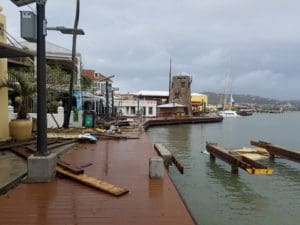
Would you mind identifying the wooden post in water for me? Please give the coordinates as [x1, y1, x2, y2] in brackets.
[231, 165, 239, 174]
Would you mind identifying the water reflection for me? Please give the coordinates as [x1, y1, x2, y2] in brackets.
[206, 161, 265, 207]
[269, 159, 300, 184]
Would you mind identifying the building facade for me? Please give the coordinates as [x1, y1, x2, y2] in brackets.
[0, 6, 9, 141]
[115, 99, 157, 117]
[191, 93, 208, 114]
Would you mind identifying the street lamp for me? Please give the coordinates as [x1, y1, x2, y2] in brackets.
[11, 0, 48, 156]
[47, 26, 85, 35]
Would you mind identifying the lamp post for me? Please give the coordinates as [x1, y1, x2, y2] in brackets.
[11, 0, 84, 154]
[11, 0, 48, 155]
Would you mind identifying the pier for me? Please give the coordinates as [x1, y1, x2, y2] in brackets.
[143, 114, 223, 130]
[154, 143, 184, 174]
[206, 143, 273, 174]
[251, 140, 300, 162]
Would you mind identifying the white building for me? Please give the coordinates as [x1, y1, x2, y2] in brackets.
[115, 99, 157, 117]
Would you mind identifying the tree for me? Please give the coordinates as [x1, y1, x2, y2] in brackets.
[81, 74, 93, 91]
[0, 69, 36, 119]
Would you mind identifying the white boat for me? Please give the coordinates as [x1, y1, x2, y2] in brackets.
[218, 110, 240, 118]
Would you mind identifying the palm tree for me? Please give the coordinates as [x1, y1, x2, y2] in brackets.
[0, 69, 36, 119]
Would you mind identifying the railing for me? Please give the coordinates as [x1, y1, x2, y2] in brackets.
[8, 106, 83, 128]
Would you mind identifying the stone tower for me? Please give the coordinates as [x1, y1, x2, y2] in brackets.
[169, 75, 192, 116]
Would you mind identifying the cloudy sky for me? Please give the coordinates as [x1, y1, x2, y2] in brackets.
[2, 0, 300, 100]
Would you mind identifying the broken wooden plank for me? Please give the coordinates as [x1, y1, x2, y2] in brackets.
[172, 155, 184, 174]
[10, 146, 32, 158]
[0, 140, 36, 151]
[56, 166, 129, 196]
[10, 146, 85, 175]
[56, 159, 84, 174]
[97, 133, 139, 140]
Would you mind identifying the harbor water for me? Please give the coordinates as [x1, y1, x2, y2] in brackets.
[147, 112, 300, 225]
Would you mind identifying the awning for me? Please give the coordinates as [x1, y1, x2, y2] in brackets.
[158, 103, 186, 108]
[0, 42, 35, 58]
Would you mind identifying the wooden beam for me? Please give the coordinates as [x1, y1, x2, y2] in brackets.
[206, 143, 272, 174]
[56, 166, 129, 196]
[251, 140, 300, 162]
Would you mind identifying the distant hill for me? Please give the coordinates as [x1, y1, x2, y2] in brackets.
[288, 100, 300, 109]
[202, 91, 290, 106]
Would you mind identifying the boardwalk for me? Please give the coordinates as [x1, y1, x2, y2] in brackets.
[0, 133, 196, 225]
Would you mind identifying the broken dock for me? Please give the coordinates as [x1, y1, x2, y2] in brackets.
[251, 140, 300, 162]
[206, 143, 273, 174]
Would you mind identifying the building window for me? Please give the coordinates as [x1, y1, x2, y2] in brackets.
[126, 106, 129, 114]
[143, 107, 146, 116]
[148, 107, 153, 115]
[181, 81, 185, 88]
[131, 106, 136, 114]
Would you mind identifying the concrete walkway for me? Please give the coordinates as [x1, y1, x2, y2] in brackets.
[0, 142, 77, 194]
[0, 150, 27, 194]
[0, 133, 196, 225]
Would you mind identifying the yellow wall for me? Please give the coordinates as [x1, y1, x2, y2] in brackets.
[191, 95, 208, 113]
[0, 6, 9, 141]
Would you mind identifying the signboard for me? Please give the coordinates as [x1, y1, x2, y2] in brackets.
[20, 11, 36, 42]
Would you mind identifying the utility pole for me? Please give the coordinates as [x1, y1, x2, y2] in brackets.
[168, 58, 172, 103]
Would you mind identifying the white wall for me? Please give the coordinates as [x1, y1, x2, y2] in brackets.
[8, 106, 83, 128]
[115, 99, 157, 117]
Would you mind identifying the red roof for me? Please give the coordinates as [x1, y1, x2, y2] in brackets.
[82, 69, 111, 82]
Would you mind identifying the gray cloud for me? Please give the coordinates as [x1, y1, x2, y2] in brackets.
[2, 0, 300, 100]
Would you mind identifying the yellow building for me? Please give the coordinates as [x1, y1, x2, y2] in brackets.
[191, 93, 208, 114]
[0, 5, 9, 141]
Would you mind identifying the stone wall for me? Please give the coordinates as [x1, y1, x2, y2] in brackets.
[169, 75, 192, 116]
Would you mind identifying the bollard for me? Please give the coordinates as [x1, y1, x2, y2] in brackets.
[149, 156, 164, 179]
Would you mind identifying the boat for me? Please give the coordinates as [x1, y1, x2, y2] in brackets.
[218, 93, 240, 117]
[237, 109, 253, 116]
[218, 109, 240, 117]
[218, 75, 239, 118]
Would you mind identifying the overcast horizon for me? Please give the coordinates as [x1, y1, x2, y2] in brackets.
[2, 0, 300, 101]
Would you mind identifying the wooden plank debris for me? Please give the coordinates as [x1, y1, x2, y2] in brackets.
[172, 156, 184, 174]
[251, 140, 300, 163]
[56, 159, 84, 174]
[56, 166, 129, 196]
[228, 147, 270, 160]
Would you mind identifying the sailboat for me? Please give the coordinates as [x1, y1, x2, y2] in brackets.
[218, 76, 239, 118]
[218, 95, 239, 117]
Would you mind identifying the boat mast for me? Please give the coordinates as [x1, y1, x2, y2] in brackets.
[168, 58, 172, 103]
